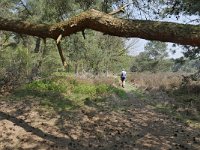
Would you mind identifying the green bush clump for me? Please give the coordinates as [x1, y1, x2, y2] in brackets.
[23, 77, 127, 100]
[96, 84, 109, 95]
[73, 84, 96, 96]
[26, 79, 67, 93]
[72, 82, 128, 98]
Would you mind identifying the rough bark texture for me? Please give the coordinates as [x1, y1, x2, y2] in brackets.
[0, 9, 200, 46]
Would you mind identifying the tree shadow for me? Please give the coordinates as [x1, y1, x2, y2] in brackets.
[142, 86, 200, 125]
[1, 86, 200, 149]
[13, 89, 79, 111]
[0, 111, 88, 149]
[65, 89, 200, 150]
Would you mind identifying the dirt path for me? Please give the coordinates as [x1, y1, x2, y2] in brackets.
[0, 83, 200, 150]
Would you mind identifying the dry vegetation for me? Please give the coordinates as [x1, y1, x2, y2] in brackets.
[129, 72, 200, 94]
[130, 72, 183, 91]
[129, 72, 200, 126]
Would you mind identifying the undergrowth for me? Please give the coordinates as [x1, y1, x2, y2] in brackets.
[12, 75, 128, 111]
[130, 72, 200, 128]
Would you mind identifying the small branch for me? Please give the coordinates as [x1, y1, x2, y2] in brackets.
[56, 34, 62, 44]
[186, 19, 200, 24]
[82, 30, 86, 39]
[108, 3, 129, 15]
[56, 42, 67, 68]
[20, 0, 32, 16]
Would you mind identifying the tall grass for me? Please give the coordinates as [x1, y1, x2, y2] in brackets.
[129, 72, 183, 90]
[129, 72, 200, 122]
[129, 72, 200, 98]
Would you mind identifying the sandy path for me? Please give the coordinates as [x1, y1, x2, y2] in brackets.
[0, 83, 200, 150]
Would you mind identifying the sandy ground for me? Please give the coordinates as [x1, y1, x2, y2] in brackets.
[0, 86, 200, 150]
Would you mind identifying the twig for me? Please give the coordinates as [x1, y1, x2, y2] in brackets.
[56, 34, 62, 44]
[108, 3, 130, 15]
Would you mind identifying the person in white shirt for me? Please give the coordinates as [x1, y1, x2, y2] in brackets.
[120, 69, 126, 88]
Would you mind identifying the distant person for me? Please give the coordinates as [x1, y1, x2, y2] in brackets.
[120, 69, 127, 88]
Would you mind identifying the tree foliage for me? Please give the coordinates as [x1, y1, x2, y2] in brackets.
[144, 41, 168, 61]
[0, 0, 200, 80]
[0, 0, 130, 78]
[132, 41, 172, 72]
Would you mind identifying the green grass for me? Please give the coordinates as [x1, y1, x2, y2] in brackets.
[12, 76, 130, 111]
[25, 79, 68, 93]
[109, 86, 128, 99]
[73, 84, 96, 96]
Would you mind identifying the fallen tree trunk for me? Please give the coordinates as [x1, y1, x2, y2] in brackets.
[0, 9, 200, 46]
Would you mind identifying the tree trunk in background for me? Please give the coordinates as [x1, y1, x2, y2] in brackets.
[34, 38, 41, 53]
[29, 37, 41, 80]
[106, 63, 109, 77]
[67, 64, 70, 73]
[75, 63, 79, 76]
[29, 39, 46, 80]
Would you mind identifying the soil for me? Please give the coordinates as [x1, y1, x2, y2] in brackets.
[0, 83, 200, 150]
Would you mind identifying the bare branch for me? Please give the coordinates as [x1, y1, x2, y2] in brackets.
[56, 42, 67, 68]
[20, 0, 32, 16]
[108, 3, 130, 15]
[56, 34, 62, 44]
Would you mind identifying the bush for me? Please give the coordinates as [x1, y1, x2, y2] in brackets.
[21, 75, 128, 101]
[26, 79, 67, 93]
[73, 84, 96, 96]
[96, 84, 109, 95]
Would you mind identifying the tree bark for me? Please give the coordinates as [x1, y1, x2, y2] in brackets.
[34, 38, 41, 53]
[0, 9, 200, 46]
[75, 63, 79, 76]
[29, 39, 46, 80]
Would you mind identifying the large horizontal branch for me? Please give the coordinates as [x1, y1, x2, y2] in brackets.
[0, 9, 200, 46]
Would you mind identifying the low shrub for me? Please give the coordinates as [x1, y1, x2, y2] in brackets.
[25, 79, 67, 93]
[15, 75, 129, 102]
[73, 84, 96, 96]
[96, 84, 109, 95]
